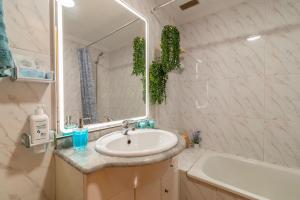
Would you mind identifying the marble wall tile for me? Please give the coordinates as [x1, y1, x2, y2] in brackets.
[106, 45, 145, 120]
[5, 0, 50, 55]
[0, 143, 54, 200]
[265, 28, 300, 76]
[229, 117, 264, 160]
[180, 0, 267, 49]
[264, 119, 300, 168]
[169, 0, 300, 168]
[230, 76, 265, 118]
[267, 0, 300, 30]
[265, 75, 300, 121]
[207, 79, 232, 115]
[1, 0, 54, 199]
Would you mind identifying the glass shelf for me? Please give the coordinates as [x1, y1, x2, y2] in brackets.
[21, 130, 55, 148]
[12, 67, 55, 84]
[13, 76, 54, 83]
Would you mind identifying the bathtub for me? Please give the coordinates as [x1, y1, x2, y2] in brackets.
[187, 152, 300, 200]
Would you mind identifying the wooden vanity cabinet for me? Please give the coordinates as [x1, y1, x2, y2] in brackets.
[55, 156, 179, 200]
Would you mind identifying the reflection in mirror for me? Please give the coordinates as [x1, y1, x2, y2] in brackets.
[59, 0, 148, 134]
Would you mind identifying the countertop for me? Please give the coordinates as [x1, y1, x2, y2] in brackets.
[177, 147, 206, 172]
[55, 133, 186, 174]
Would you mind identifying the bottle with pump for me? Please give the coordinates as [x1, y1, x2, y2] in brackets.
[30, 105, 49, 144]
[72, 118, 89, 150]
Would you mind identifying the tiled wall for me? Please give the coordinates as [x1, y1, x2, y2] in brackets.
[169, 0, 300, 169]
[0, 0, 55, 200]
[0, 0, 171, 199]
[105, 44, 145, 120]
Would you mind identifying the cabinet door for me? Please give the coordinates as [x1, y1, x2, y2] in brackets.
[161, 158, 179, 200]
[86, 160, 171, 200]
[55, 156, 84, 200]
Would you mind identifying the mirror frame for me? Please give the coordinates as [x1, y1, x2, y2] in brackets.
[55, 0, 149, 134]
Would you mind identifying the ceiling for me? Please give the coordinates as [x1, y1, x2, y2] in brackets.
[154, 0, 245, 25]
[63, 0, 145, 51]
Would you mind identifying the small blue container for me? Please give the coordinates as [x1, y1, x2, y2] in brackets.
[138, 120, 147, 129]
[148, 119, 155, 129]
[73, 128, 88, 150]
[72, 118, 88, 150]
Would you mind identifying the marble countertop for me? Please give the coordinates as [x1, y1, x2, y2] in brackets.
[55, 133, 186, 174]
[177, 148, 206, 172]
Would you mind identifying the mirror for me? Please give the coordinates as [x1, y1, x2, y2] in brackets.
[56, 0, 149, 135]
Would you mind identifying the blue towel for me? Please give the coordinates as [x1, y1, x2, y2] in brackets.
[0, 0, 14, 77]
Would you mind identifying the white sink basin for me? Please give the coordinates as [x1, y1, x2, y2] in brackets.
[95, 129, 178, 157]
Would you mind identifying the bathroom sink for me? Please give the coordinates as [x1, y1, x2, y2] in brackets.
[95, 129, 178, 157]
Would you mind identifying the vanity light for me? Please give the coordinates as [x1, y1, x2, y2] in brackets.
[58, 0, 75, 8]
[246, 35, 261, 42]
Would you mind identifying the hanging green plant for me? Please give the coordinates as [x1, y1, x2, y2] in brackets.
[150, 60, 168, 104]
[149, 25, 181, 104]
[132, 37, 146, 101]
[132, 37, 145, 76]
[132, 26, 181, 105]
[161, 25, 181, 72]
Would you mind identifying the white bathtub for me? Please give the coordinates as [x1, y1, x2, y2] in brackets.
[187, 152, 300, 200]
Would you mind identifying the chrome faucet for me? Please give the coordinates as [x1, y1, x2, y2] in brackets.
[122, 120, 135, 135]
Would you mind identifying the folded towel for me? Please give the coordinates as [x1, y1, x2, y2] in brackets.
[0, 0, 14, 77]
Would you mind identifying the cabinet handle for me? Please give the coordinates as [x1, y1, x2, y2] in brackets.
[165, 189, 169, 193]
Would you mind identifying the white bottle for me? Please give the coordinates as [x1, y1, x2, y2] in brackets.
[30, 105, 49, 144]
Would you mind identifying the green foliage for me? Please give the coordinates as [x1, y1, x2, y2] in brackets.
[131, 26, 181, 105]
[161, 25, 181, 72]
[132, 37, 146, 101]
[149, 60, 168, 104]
[150, 25, 181, 104]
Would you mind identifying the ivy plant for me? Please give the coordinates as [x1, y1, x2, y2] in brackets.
[132, 25, 181, 105]
[149, 60, 168, 104]
[161, 25, 181, 72]
[150, 25, 181, 104]
[132, 37, 146, 101]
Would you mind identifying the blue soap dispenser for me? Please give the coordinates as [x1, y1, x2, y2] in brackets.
[72, 118, 88, 151]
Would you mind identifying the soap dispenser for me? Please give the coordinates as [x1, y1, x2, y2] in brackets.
[72, 118, 89, 150]
[29, 105, 49, 144]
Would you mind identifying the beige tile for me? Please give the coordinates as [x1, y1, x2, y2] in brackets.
[230, 77, 265, 119]
[265, 75, 300, 121]
[264, 119, 300, 168]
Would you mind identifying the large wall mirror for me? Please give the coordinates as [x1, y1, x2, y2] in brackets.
[55, 0, 149, 135]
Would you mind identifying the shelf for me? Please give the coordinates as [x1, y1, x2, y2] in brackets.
[12, 67, 55, 84]
[21, 130, 55, 148]
[13, 76, 54, 83]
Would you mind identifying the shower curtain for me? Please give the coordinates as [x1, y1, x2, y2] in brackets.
[77, 48, 98, 124]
